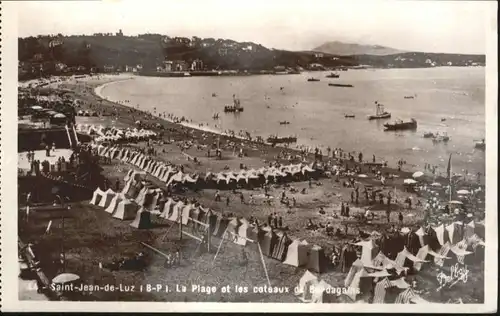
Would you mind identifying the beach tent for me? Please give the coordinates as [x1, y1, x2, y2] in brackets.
[344, 259, 364, 288]
[105, 193, 124, 215]
[98, 189, 116, 208]
[225, 218, 241, 242]
[307, 245, 329, 274]
[124, 169, 134, 182]
[434, 242, 452, 267]
[296, 270, 318, 301]
[168, 201, 184, 222]
[134, 186, 153, 206]
[271, 231, 292, 261]
[130, 208, 152, 229]
[235, 218, 251, 246]
[345, 267, 370, 301]
[355, 239, 379, 265]
[283, 239, 310, 267]
[415, 227, 428, 247]
[213, 215, 229, 238]
[450, 240, 473, 264]
[90, 188, 105, 205]
[432, 224, 447, 246]
[167, 171, 185, 186]
[144, 189, 161, 213]
[159, 198, 174, 219]
[465, 220, 476, 239]
[260, 230, 279, 257]
[181, 204, 195, 225]
[394, 287, 417, 304]
[373, 277, 393, 303]
[113, 200, 138, 220]
[445, 222, 461, 244]
[395, 247, 428, 269]
[248, 224, 265, 244]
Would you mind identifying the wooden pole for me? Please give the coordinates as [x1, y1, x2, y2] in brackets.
[257, 241, 272, 288]
[140, 242, 170, 259]
[212, 230, 227, 265]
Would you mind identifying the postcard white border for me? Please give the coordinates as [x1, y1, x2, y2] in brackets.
[1, 0, 497, 313]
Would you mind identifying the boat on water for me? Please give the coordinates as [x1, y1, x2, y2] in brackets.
[344, 114, 355, 118]
[423, 132, 435, 138]
[328, 83, 353, 88]
[326, 72, 340, 78]
[279, 121, 290, 125]
[383, 118, 417, 131]
[367, 102, 391, 120]
[433, 134, 450, 143]
[404, 96, 415, 99]
[307, 78, 320, 82]
[475, 139, 485, 150]
[224, 95, 244, 113]
[267, 135, 297, 144]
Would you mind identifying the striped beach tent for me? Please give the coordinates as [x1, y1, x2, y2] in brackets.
[394, 287, 417, 304]
[373, 277, 392, 303]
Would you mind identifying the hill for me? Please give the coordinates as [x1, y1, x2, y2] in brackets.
[313, 41, 405, 56]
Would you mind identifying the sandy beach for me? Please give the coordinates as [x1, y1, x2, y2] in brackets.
[17, 74, 485, 303]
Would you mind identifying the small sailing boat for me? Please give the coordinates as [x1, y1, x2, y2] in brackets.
[367, 101, 391, 120]
[307, 78, 320, 82]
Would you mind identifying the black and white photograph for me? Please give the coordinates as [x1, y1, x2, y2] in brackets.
[0, 0, 497, 313]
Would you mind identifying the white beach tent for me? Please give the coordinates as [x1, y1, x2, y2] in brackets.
[354, 239, 379, 265]
[181, 204, 194, 225]
[98, 189, 116, 208]
[235, 218, 250, 246]
[160, 198, 174, 219]
[105, 193, 125, 215]
[283, 239, 310, 267]
[113, 199, 138, 220]
[168, 201, 184, 222]
[310, 279, 334, 303]
[90, 188, 105, 205]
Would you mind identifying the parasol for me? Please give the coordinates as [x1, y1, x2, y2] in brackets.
[412, 171, 424, 178]
[52, 273, 80, 284]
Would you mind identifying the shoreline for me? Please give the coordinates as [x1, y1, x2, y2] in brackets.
[90, 76, 483, 186]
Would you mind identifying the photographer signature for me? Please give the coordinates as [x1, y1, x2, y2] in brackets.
[436, 263, 469, 290]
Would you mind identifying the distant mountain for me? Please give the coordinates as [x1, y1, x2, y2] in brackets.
[313, 41, 405, 56]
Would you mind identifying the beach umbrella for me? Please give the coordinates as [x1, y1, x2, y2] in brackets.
[412, 171, 424, 178]
[467, 213, 473, 218]
[358, 174, 368, 178]
[449, 200, 463, 205]
[457, 189, 470, 195]
[53, 113, 66, 118]
[52, 273, 80, 284]
[30, 105, 43, 110]
[431, 182, 442, 187]
[404, 179, 417, 185]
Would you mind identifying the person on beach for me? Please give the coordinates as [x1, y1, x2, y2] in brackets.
[240, 193, 245, 204]
[292, 197, 296, 207]
[373, 154, 376, 163]
[268, 213, 273, 226]
[115, 179, 120, 191]
[345, 203, 350, 217]
[215, 190, 221, 202]
[273, 214, 278, 228]
[351, 190, 355, 203]
[249, 194, 255, 205]
[278, 216, 283, 228]
[340, 202, 345, 217]
[398, 212, 403, 224]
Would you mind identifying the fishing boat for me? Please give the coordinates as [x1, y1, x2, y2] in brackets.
[383, 118, 417, 131]
[404, 96, 415, 99]
[367, 102, 391, 120]
[267, 135, 297, 144]
[224, 95, 244, 113]
[344, 114, 355, 118]
[279, 121, 290, 125]
[328, 83, 353, 88]
[326, 72, 340, 78]
[475, 139, 485, 150]
[307, 78, 320, 82]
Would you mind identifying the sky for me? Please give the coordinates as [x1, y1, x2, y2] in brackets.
[15, 0, 494, 54]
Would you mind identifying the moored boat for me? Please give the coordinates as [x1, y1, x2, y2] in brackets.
[279, 121, 290, 125]
[326, 72, 340, 78]
[383, 118, 417, 131]
[423, 132, 435, 138]
[328, 83, 353, 87]
[367, 102, 391, 120]
[307, 78, 320, 82]
[224, 95, 244, 113]
[344, 114, 355, 118]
